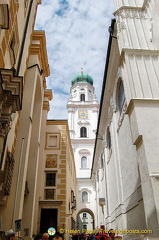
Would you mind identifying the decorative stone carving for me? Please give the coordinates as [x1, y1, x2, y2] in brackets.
[0, 122, 11, 137]
[127, 52, 159, 61]
[107, 100, 116, 126]
[0, 69, 23, 137]
[128, 54, 135, 60]
[136, 54, 142, 60]
[107, 148, 112, 164]
[117, 100, 127, 133]
[119, 8, 147, 20]
[117, 21, 126, 33]
[45, 189, 55, 200]
[0, 152, 15, 205]
[0, 69, 23, 107]
[46, 154, 57, 168]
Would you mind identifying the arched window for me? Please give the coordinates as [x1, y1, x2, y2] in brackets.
[80, 127, 87, 137]
[118, 80, 125, 113]
[80, 94, 85, 101]
[82, 191, 88, 202]
[81, 156, 87, 168]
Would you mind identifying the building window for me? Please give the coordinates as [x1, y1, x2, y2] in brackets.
[101, 153, 104, 168]
[80, 94, 85, 101]
[80, 127, 87, 137]
[81, 156, 87, 168]
[46, 173, 56, 186]
[45, 133, 60, 149]
[83, 225, 87, 230]
[83, 213, 87, 218]
[48, 136, 57, 147]
[118, 80, 125, 113]
[107, 128, 111, 149]
[82, 191, 88, 202]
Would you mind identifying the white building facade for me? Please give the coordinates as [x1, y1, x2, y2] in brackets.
[67, 71, 99, 231]
[92, 0, 159, 239]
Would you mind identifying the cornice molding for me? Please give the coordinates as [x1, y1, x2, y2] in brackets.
[114, 0, 150, 18]
[120, 49, 159, 64]
[67, 102, 99, 108]
[46, 120, 68, 126]
[71, 139, 95, 145]
[39, 200, 63, 206]
[44, 89, 53, 101]
[43, 101, 50, 111]
[30, 31, 50, 77]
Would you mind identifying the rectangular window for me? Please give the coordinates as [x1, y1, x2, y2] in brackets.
[48, 136, 57, 147]
[45, 133, 60, 149]
[83, 213, 87, 218]
[83, 225, 87, 230]
[46, 173, 56, 186]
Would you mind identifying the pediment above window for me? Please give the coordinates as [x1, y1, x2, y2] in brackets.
[79, 149, 90, 155]
[77, 120, 90, 125]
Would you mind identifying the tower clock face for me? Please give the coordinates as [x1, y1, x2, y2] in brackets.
[78, 110, 88, 119]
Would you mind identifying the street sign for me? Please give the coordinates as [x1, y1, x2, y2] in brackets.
[48, 227, 56, 236]
[15, 219, 21, 232]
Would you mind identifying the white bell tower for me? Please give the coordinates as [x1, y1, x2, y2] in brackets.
[67, 70, 99, 178]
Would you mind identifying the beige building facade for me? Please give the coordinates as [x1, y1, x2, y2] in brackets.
[36, 120, 76, 239]
[0, 2, 77, 239]
[0, 0, 54, 239]
[92, 0, 159, 239]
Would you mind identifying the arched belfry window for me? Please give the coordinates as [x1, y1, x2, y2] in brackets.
[82, 191, 88, 202]
[80, 94, 85, 101]
[118, 80, 125, 113]
[80, 127, 87, 137]
[81, 156, 87, 168]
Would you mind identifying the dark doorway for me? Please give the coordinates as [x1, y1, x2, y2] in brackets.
[40, 208, 58, 233]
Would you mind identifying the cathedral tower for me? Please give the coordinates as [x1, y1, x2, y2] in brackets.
[67, 70, 99, 178]
[67, 70, 99, 231]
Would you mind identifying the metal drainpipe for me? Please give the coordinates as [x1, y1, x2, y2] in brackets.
[16, 0, 34, 76]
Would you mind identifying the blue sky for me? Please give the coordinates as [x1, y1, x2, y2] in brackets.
[35, 0, 115, 119]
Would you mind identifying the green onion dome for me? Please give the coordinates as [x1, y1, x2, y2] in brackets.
[71, 72, 93, 86]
